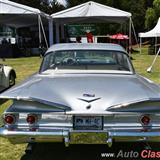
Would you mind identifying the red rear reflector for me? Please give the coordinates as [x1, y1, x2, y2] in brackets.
[141, 115, 150, 125]
[4, 114, 15, 124]
[26, 115, 37, 124]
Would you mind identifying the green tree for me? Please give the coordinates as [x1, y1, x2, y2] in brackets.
[129, 0, 146, 32]
[145, 0, 154, 7]
[145, 8, 156, 29]
[145, 0, 160, 29]
[49, 1, 65, 14]
[10, 0, 41, 8]
[67, 0, 114, 7]
[10, 0, 65, 14]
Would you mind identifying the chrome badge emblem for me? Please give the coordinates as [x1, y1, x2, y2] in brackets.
[83, 93, 95, 97]
[78, 94, 101, 103]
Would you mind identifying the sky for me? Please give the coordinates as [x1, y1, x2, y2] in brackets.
[58, 0, 67, 6]
[49, 0, 67, 6]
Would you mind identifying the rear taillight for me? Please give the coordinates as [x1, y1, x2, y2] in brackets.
[140, 115, 151, 125]
[26, 114, 37, 124]
[4, 114, 16, 124]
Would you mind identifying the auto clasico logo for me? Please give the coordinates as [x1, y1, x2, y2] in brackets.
[116, 150, 139, 158]
[141, 150, 160, 159]
[101, 149, 160, 159]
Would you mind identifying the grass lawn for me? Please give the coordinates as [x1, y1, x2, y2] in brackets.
[0, 49, 159, 160]
[132, 47, 160, 84]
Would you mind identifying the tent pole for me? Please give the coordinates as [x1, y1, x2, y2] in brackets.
[155, 37, 157, 54]
[56, 23, 60, 43]
[49, 18, 54, 46]
[129, 17, 132, 54]
[131, 19, 139, 49]
[38, 15, 42, 47]
[140, 37, 142, 54]
[61, 24, 65, 40]
[39, 15, 49, 48]
[147, 48, 160, 72]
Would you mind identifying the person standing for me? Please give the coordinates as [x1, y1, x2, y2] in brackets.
[76, 36, 82, 43]
[86, 30, 93, 43]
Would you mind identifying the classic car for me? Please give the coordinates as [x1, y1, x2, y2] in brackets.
[0, 64, 16, 92]
[0, 43, 160, 148]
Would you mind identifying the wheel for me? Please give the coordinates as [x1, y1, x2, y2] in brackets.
[9, 73, 15, 87]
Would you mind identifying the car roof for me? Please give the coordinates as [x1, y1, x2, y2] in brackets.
[46, 43, 127, 55]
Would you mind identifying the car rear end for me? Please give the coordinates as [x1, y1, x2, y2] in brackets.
[1, 101, 160, 147]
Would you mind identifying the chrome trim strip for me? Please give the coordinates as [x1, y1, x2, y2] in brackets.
[0, 128, 68, 137]
[108, 131, 160, 137]
[107, 98, 160, 111]
[0, 127, 160, 146]
[0, 97, 71, 111]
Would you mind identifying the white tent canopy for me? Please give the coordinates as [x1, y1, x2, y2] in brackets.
[52, 1, 131, 23]
[51, 1, 132, 44]
[139, 18, 160, 54]
[0, 0, 50, 27]
[0, 0, 47, 15]
[139, 18, 160, 38]
[0, 0, 53, 47]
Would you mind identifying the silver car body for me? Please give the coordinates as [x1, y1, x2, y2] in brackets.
[0, 43, 160, 147]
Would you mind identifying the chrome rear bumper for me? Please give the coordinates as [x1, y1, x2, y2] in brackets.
[0, 127, 160, 147]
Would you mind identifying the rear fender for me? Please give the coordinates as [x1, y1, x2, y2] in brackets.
[3, 66, 16, 87]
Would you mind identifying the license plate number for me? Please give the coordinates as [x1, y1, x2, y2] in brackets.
[74, 116, 103, 130]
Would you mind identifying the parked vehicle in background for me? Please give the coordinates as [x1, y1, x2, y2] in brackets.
[0, 43, 160, 148]
[0, 64, 16, 92]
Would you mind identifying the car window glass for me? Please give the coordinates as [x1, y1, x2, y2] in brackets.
[41, 50, 132, 72]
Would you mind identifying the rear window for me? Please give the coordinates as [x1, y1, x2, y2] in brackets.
[41, 50, 133, 72]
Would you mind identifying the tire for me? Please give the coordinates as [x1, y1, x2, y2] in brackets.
[9, 73, 15, 87]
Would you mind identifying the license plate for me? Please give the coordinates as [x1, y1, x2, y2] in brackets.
[70, 132, 107, 144]
[73, 116, 103, 130]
